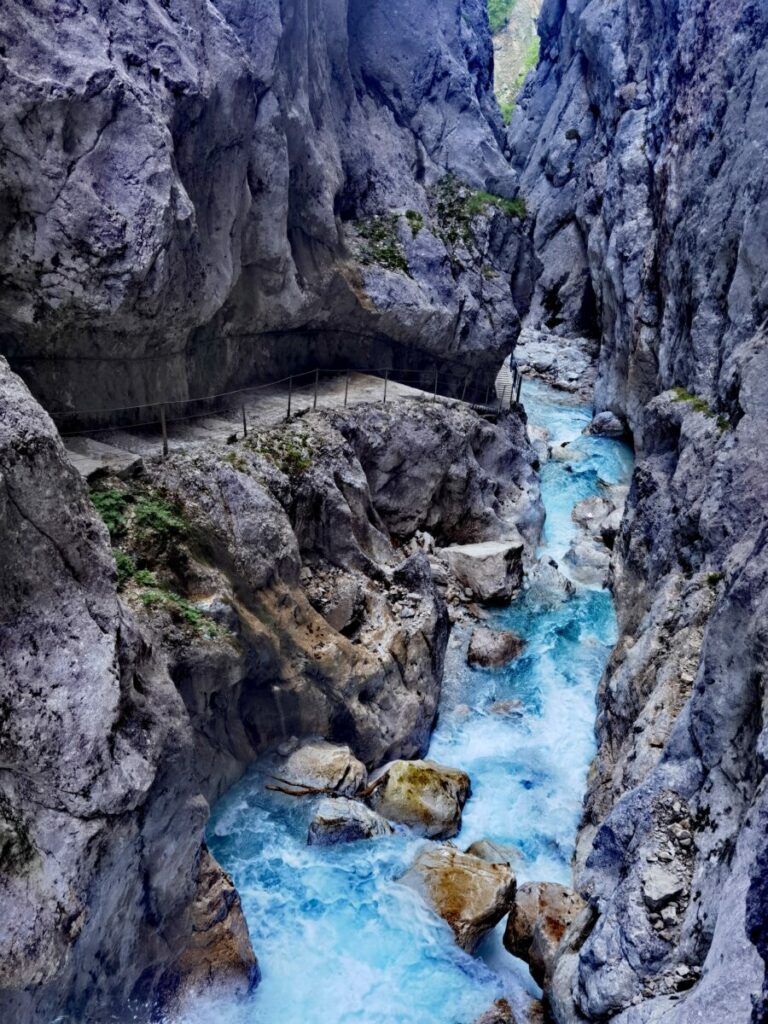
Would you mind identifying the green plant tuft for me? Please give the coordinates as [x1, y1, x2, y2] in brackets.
[91, 487, 130, 539]
[355, 215, 409, 274]
[405, 210, 424, 237]
[114, 549, 136, 587]
[133, 495, 187, 543]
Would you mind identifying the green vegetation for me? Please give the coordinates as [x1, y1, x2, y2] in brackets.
[431, 175, 526, 250]
[90, 480, 224, 641]
[671, 387, 732, 432]
[250, 427, 316, 477]
[512, 35, 540, 96]
[405, 210, 424, 237]
[90, 487, 130, 539]
[706, 572, 724, 587]
[223, 450, 250, 473]
[355, 215, 409, 274]
[133, 495, 186, 543]
[487, 0, 518, 34]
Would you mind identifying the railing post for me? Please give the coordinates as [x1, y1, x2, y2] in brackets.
[484, 383, 490, 407]
[433, 368, 438, 402]
[461, 377, 468, 403]
[287, 376, 293, 420]
[383, 369, 389, 405]
[313, 368, 319, 410]
[516, 375, 522, 403]
[344, 370, 350, 407]
[160, 404, 168, 459]
[242, 403, 247, 437]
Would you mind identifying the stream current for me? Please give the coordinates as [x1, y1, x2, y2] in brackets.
[182, 379, 634, 1024]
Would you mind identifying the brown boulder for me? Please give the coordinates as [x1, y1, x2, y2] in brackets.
[467, 627, 526, 668]
[162, 847, 259, 1010]
[503, 881, 586, 988]
[368, 759, 471, 839]
[399, 845, 516, 952]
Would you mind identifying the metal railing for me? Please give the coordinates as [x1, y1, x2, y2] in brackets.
[53, 359, 523, 457]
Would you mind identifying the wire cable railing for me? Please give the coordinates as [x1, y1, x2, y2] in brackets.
[53, 360, 524, 457]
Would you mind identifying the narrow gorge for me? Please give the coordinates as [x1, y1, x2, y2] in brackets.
[0, 2, 766, 1024]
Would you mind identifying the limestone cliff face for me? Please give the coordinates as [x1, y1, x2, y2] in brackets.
[0, 352, 541, 1021]
[0, 0, 527, 416]
[511, 1, 768, 1021]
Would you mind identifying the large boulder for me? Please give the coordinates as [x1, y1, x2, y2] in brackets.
[308, 798, 393, 846]
[400, 845, 516, 952]
[278, 741, 367, 797]
[584, 411, 626, 438]
[439, 541, 524, 602]
[503, 882, 586, 989]
[368, 760, 470, 839]
[467, 627, 525, 668]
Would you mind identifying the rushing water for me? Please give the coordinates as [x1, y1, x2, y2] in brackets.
[182, 380, 634, 1024]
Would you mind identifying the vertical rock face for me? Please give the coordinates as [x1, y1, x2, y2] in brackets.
[0, 0, 527, 416]
[511, 0, 768, 439]
[511, 2, 768, 1021]
[0, 357, 256, 1022]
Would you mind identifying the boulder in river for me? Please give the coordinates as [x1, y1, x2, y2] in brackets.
[438, 540, 524, 603]
[308, 797, 393, 846]
[278, 740, 367, 796]
[368, 759, 470, 839]
[400, 845, 516, 952]
[503, 881, 586, 988]
[584, 411, 626, 438]
[464, 838, 523, 867]
[467, 627, 525, 668]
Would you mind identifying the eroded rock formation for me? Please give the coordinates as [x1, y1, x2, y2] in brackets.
[0, 352, 540, 1020]
[0, 0, 529, 416]
[510, 1, 768, 1021]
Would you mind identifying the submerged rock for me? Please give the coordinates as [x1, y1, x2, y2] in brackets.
[467, 627, 525, 668]
[279, 741, 367, 797]
[400, 845, 516, 952]
[471, 998, 518, 1024]
[368, 760, 471, 839]
[308, 798, 393, 846]
[503, 882, 586, 989]
[439, 540, 524, 603]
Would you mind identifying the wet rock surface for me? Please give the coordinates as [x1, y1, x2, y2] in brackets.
[503, 881, 586, 989]
[399, 845, 516, 952]
[467, 627, 526, 668]
[368, 760, 471, 840]
[278, 742, 367, 798]
[307, 798, 393, 846]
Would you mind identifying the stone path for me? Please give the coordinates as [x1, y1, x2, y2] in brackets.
[62, 372, 480, 480]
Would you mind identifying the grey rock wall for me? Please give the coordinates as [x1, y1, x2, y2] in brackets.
[0, 0, 525, 417]
[509, 2, 768, 1021]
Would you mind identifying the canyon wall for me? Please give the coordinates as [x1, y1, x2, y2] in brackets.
[0, 351, 541, 1021]
[511, 1, 768, 1021]
[0, 0, 529, 418]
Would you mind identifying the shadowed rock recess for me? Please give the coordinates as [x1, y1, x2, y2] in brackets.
[0, 0, 531, 415]
[510, 1, 768, 1022]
